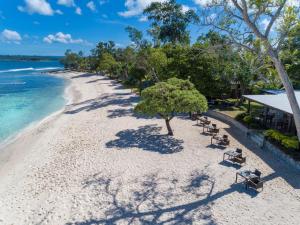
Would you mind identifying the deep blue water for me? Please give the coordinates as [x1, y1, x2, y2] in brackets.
[0, 60, 66, 144]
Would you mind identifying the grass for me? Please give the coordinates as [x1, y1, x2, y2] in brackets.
[211, 98, 264, 118]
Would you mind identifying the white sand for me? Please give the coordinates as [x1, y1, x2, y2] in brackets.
[0, 72, 299, 225]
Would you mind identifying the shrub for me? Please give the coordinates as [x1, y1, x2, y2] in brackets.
[282, 137, 299, 150]
[243, 115, 253, 125]
[264, 129, 299, 150]
[235, 112, 248, 121]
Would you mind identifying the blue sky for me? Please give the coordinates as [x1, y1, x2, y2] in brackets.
[0, 0, 205, 56]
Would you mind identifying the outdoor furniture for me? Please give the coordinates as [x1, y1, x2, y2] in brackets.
[197, 116, 211, 126]
[211, 134, 230, 145]
[230, 155, 246, 165]
[204, 124, 219, 135]
[235, 170, 264, 191]
[223, 149, 242, 160]
[235, 170, 259, 182]
[245, 177, 264, 191]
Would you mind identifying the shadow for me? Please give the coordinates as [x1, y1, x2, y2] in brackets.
[106, 125, 184, 154]
[86, 79, 103, 84]
[71, 73, 98, 79]
[207, 113, 300, 189]
[64, 94, 140, 115]
[106, 108, 150, 119]
[206, 144, 227, 150]
[66, 171, 258, 225]
[219, 160, 242, 170]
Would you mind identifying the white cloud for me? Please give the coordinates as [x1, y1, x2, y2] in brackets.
[75, 7, 82, 15]
[1, 29, 22, 44]
[139, 15, 148, 22]
[57, 0, 75, 7]
[18, 0, 57, 16]
[193, 0, 211, 7]
[43, 32, 85, 44]
[119, 0, 166, 17]
[87, 1, 97, 12]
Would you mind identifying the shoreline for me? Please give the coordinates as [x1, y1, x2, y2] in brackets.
[0, 71, 299, 225]
[0, 70, 72, 151]
[0, 70, 73, 162]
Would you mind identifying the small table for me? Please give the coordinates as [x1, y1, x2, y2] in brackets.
[203, 125, 215, 132]
[223, 150, 241, 160]
[235, 170, 258, 183]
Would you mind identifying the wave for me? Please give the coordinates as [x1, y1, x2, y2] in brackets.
[0, 67, 62, 73]
[0, 68, 34, 73]
[34, 67, 62, 71]
[0, 82, 26, 85]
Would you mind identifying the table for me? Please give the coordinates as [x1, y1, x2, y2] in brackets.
[203, 125, 215, 132]
[235, 170, 258, 183]
[223, 150, 242, 161]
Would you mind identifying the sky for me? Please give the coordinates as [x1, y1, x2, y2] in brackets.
[0, 0, 206, 56]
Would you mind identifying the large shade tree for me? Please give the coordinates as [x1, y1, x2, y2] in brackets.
[135, 78, 208, 136]
[144, 0, 199, 45]
[203, 0, 300, 140]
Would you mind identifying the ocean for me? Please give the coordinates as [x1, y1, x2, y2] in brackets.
[0, 59, 66, 144]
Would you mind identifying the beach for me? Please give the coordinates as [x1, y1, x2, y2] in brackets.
[0, 71, 300, 225]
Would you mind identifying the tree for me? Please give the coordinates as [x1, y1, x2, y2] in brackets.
[135, 78, 208, 136]
[97, 52, 119, 77]
[144, 0, 199, 45]
[125, 26, 149, 49]
[204, 0, 300, 140]
[60, 49, 81, 69]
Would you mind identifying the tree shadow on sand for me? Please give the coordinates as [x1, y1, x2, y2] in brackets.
[65, 169, 259, 225]
[66, 171, 218, 225]
[106, 108, 153, 120]
[106, 125, 184, 154]
[64, 93, 139, 115]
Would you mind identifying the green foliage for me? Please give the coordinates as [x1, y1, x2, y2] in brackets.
[144, 0, 198, 45]
[235, 112, 248, 121]
[97, 52, 119, 76]
[135, 78, 208, 119]
[242, 115, 253, 125]
[264, 129, 299, 150]
[60, 49, 81, 69]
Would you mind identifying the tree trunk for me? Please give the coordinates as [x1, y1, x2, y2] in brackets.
[269, 50, 300, 141]
[165, 119, 173, 136]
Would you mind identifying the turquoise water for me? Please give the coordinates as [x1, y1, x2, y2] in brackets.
[0, 60, 66, 143]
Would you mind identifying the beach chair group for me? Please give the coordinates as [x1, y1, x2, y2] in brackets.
[196, 115, 264, 192]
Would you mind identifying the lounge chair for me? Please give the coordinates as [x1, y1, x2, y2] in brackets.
[254, 169, 262, 178]
[245, 177, 264, 191]
[229, 155, 246, 165]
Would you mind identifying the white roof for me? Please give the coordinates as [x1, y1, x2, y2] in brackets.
[243, 92, 300, 115]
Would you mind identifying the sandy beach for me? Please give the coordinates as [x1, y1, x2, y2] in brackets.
[0, 71, 299, 225]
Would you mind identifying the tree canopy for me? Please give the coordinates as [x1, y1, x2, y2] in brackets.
[135, 78, 208, 135]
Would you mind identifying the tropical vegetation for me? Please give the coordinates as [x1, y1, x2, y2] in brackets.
[60, 0, 300, 140]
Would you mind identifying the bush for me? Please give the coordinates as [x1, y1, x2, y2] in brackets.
[264, 129, 299, 150]
[282, 137, 299, 150]
[235, 112, 248, 121]
[243, 115, 253, 125]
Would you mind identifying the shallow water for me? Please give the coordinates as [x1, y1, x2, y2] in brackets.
[0, 60, 66, 143]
